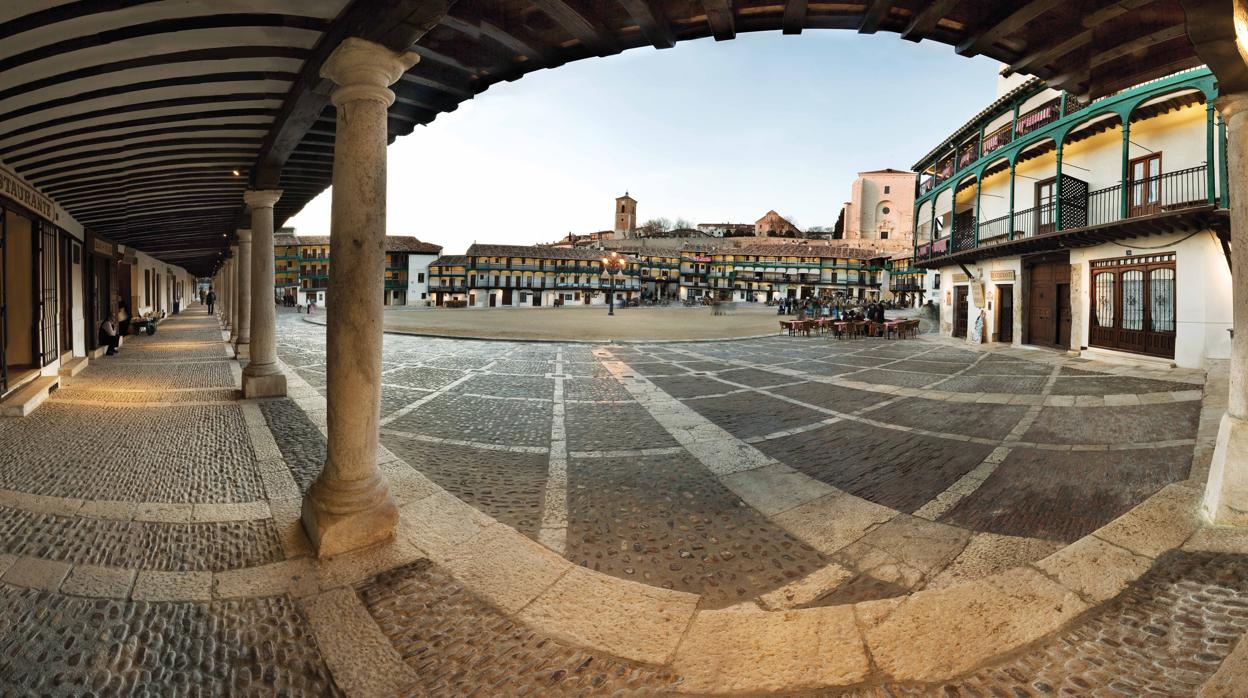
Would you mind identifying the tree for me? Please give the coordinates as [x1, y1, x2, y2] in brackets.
[782, 214, 800, 231]
[673, 217, 693, 230]
[638, 217, 671, 236]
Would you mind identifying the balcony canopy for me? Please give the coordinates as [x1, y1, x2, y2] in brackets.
[0, 0, 1221, 275]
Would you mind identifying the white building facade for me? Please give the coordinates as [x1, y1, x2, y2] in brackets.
[912, 68, 1231, 368]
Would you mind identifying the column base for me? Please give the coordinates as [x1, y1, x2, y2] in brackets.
[234, 341, 250, 361]
[300, 479, 398, 557]
[242, 370, 287, 398]
[1202, 411, 1248, 526]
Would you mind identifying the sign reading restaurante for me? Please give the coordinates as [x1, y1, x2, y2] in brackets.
[0, 164, 55, 221]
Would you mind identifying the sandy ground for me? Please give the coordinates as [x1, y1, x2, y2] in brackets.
[373, 303, 788, 341]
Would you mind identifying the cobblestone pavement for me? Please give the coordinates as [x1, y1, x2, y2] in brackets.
[0, 310, 342, 694]
[0, 306, 1243, 696]
[272, 311, 1209, 608]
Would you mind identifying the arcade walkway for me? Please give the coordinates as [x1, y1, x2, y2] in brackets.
[0, 307, 1245, 695]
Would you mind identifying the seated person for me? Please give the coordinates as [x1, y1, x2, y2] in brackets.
[98, 317, 120, 356]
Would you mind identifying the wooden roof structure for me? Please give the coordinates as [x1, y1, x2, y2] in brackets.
[0, 0, 1231, 275]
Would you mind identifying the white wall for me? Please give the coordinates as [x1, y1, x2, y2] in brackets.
[406, 253, 437, 305]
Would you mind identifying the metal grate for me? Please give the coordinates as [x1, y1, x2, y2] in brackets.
[39, 227, 58, 367]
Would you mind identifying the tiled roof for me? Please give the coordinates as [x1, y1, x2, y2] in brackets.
[430, 255, 469, 267]
[725, 244, 884, 259]
[273, 234, 441, 254]
[912, 77, 1045, 171]
[858, 168, 915, 176]
[384, 237, 443, 254]
[467, 243, 606, 261]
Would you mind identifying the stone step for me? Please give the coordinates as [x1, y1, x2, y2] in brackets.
[58, 357, 88, 377]
[0, 375, 59, 417]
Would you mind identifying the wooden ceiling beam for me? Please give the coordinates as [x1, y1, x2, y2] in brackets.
[530, 0, 619, 55]
[783, 0, 809, 35]
[252, 0, 457, 187]
[955, 0, 1065, 57]
[901, 0, 960, 42]
[856, 0, 892, 35]
[702, 0, 736, 41]
[617, 0, 675, 48]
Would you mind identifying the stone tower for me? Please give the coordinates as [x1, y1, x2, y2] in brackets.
[615, 192, 637, 238]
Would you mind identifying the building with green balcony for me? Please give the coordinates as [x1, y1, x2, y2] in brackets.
[708, 244, 888, 303]
[273, 234, 442, 308]
[911, 67, 1232, 368]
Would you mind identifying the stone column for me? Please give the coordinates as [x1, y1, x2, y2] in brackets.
[301, 38, 419, 556]
[1204, 92, 1248, 526]
[222, 258, 233, 330]
[229, 246, 241, 340]
[243, 190, 287, 398]
[235, 229, 253, 358]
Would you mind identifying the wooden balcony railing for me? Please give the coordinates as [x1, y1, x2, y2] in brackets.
[982, 122, 1013, 155]
[1014, 97, 1061, 137]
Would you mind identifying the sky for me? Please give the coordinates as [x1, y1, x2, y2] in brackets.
[285, 31, 1002, 255]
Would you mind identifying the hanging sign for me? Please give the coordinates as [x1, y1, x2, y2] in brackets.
[0, 164, 55, 221]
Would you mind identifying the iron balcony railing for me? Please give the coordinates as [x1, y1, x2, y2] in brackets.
[915, 165, 1212, 261]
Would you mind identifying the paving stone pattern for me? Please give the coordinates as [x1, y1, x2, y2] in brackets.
[358, 560, 682, 695]
[0, 587, 340, 696]
[942, 445, 1194, 542]
[566, 453, 827, 607]
[259, 397, 327, 493]
[0, 506, 284, 572]
[274, 313, 1207, 604]
[0, 401, 262, 503]
[386, 438, 549, 538]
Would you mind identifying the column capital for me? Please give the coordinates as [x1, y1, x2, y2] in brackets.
[236, 228, 253, 243]
[320, 37, 419, 107]
[1214, 92, 1248, 123]
[244, 189, 282, 209]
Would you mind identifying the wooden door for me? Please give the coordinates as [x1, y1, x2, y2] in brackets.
[953, 286, 969, 338]
[1028, 264, 1055, 346]
[1129, 153, 1162, 217]
[997, 284, 1013, 343]
[502, 288, 512, 305]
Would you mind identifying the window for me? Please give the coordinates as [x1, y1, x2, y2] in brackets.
[420, 293, 427, 299]
[881, 207, 890, 215]
[934, 273, 941, 290]
[880, 231, 889, 240]
[417, 272, 425, 282]
[1036, 178, 1056, 233]
[884, 186, 891, 194]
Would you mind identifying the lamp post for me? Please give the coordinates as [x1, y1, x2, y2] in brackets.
[602, 251, 627, 316]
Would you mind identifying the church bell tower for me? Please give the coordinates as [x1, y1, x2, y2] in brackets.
[614, 192, 637, 238]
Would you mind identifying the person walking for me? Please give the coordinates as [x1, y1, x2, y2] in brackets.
[206, 287, 216, 314]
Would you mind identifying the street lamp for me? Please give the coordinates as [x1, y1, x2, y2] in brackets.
[602, 251, 627, 316]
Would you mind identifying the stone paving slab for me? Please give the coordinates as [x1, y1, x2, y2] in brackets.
[357, 560, 682, 695]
